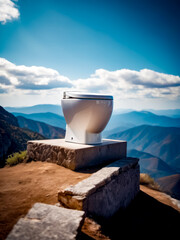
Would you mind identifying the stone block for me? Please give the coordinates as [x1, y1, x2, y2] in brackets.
[27, 139, 127, 170]
[58, 157, 140, 218]
[6, 203, 85, 240]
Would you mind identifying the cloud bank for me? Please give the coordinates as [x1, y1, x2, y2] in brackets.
[75, 68, 180, 99]
[0, 58, 180, 108]
[0, 0, 20, 24]
[0, 58, 72, 91]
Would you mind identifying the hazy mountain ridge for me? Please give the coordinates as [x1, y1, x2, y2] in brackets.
[5, 105, 180, 118]
[108, 125, 180, 172]
[106, 110, 180, 132]
[13, 112, 66, 129]
[128, 149, 176, 179]
[148, 109, 180, 118]
[17, 116, 65, 139]
[6, 105, 180, 131]
[5, 104, 63, 115]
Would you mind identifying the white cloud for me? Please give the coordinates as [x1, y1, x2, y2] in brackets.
[74, 68, 180, 99]
[0, 58, 72, 90]
[0, 0, 20, 24]
[0, 57, 180, 109]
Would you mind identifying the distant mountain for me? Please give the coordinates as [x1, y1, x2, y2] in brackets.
[106, 111, 180, 131]
[103, 123, 135, 137]
[148, 109, 180, 118]
[128, 149, 180, 200]
[5, 104, 63, 115]
[5, 105, 180, 118]
[17, 116, 65, 139]
[12, 112, 66, 129]
[0, 107, 44, 167]
[108, 125, 180, 172]
[128, 149, 176, 179]
[157, 174, 180, 200]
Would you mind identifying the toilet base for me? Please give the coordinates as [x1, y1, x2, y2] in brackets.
[65, 126, 102, 145]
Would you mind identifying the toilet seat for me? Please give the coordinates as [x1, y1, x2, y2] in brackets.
[63, 91, 113, 100]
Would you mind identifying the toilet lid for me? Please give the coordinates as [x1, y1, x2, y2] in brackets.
[63, 91, 113, 100]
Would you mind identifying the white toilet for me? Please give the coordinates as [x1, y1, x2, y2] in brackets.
[61, 91, 113, 144]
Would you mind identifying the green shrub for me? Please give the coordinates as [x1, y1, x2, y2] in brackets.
[140, 173, 160, 191]
[6, 151, 27, 166]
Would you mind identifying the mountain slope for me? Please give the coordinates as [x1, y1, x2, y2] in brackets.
[157, 174, 180, 200]
[5, 104, 63, 115]
[128, 149, 180, 199]
[0, 107, 44, 167]
[17, 116, 65, 139]
[128, 149, 176, 179]
[106, 111, 180, 131]
[0, 106, 19, 127]
[108, 125, 180, 172]
[12, 112, 66, 129]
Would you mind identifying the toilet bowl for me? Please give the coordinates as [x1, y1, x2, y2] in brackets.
[61, 91, 113, 144]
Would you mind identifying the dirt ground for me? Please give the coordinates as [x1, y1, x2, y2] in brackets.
[0, 162, 180, 240]
[0, 161, 91, 240]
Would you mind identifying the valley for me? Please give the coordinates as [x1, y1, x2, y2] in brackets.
[1, 104, 180, 200]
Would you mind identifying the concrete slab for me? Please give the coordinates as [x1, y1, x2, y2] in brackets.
[58, 157, 140, 218]
[27, 139, 127, 170]
[6, 203, 85, 240]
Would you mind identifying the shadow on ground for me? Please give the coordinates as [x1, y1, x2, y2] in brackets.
[80, 190, 180, 239]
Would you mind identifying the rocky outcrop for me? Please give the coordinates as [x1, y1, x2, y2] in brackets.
[6, 203, 85, 240]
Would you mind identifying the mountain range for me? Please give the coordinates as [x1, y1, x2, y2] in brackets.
[0, 107, 44, 167]
[108, 125, 180, 172]
[17, 116, 65, 139]
[2, 104, 180, 200]
[5, 105, 180, 118]
[105, 111, 180, 133]
[12, 112, 66, 129]
[148, 109, 180, 118]
[109, 125, 180, 199]
[128, 149, 180, 200]
[5, 104, 63, 115]
[0, 107, 65, 167]
[128, 149, 176, 179]
[6, 105, 180, 131]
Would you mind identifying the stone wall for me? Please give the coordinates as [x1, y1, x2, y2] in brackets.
[58, 157, 140, 218]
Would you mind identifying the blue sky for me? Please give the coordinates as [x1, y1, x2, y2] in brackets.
[0, 0, 180, 109]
